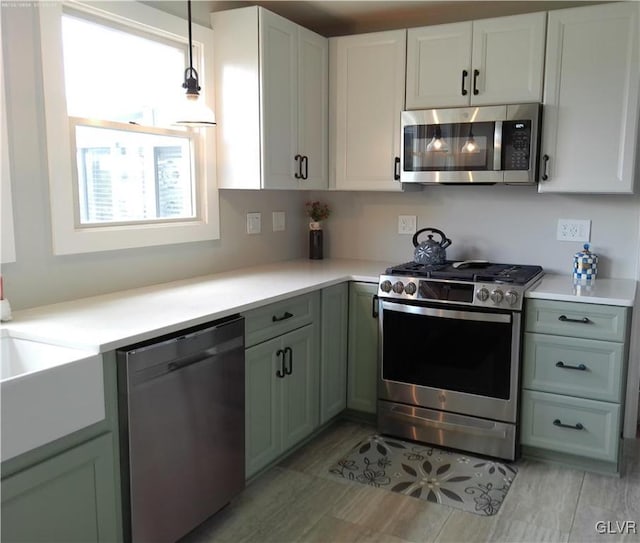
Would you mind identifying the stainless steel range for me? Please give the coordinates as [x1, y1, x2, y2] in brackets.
[377, 260, 544, 461]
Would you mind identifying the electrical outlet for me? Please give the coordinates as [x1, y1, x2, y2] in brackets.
[272, 211, 285, 232]
[247, 212, 261, 235]
[557, 219, 591, 242]
[398, 215, 417, 235]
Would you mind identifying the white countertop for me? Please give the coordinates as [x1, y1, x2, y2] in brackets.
[2, 259, 389, 353]
[2, 260, 636, 353]
[527, 274, 637, 307]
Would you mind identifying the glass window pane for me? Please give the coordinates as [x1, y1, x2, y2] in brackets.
[75, 125, 194, 225]
[62, 14, 186, 127]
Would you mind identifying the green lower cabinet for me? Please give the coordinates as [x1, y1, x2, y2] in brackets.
[1, 433, 118, 543]
[347, 282, 379, 414]
[521, 390, 621, 463]
[320, 283, 349, 424]
[245, 324, 320, 478]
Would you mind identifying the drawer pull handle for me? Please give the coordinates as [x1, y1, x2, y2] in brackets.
[284, 346, 293, 375]
[553, 419, 584, 431]
[272, 311, 293, 322]
[558, 315, 591, 324]
[555, 361, 587, 371]
[276, 349, 286, 378]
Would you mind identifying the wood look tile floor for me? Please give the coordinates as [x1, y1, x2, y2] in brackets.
[181, 421, 640, 543]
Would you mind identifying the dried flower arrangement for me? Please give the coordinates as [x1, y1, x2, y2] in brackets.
[305, 201, 330, 222]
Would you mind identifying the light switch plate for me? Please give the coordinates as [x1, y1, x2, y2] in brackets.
[247, 212, 261, 235]
[272, 211, 285, 232]
[398, 215, 417, 235]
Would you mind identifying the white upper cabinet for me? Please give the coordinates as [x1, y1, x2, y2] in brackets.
[211, 7, 328, 190]
[406, 12, 546, 109]
[330, 30, 407, 191]
[539, 2, 639, 194]
[406, 22, 472, 109]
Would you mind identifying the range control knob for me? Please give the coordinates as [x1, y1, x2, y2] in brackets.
[380, 280, 392, 293]
[505, 290, 519, 306]
[392, 281, 405, 294]
[490, 289, 504, 304]
[404, 282, 417, 295]
[476, 287, 490, 302]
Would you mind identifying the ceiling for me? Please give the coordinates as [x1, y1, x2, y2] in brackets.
[145, 1, 602, 37]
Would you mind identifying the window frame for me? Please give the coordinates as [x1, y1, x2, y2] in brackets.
[1, 6, 17, 264]
[69, 117, 198, 227]
[39, 1, 219, 255]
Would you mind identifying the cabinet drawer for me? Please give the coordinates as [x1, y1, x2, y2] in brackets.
[244, 292, 319, 347]
[525, 299, 628, 342]
[520, 390, 620, 462]
[523, 333, 625, 402]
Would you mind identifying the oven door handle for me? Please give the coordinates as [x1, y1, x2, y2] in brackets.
[381, 300, 512, 324]
[389, 405, 508, 439]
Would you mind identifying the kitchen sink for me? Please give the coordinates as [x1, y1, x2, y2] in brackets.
[0, 335, 105, 462]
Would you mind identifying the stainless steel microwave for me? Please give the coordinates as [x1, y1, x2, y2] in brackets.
[400, 103, 542, 185]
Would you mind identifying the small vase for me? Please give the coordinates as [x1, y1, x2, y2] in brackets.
[309, 222, 323, 260]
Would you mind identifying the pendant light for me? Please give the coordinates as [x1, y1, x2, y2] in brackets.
[426, 126, 449, 153]
[174, 0, 216, 127]
[461, 125, 477, 153]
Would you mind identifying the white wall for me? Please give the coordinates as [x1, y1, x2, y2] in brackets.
[311, 187, 640, 279]
[0, 5, 306, 310]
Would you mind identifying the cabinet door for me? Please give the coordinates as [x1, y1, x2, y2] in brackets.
[406, 22, 472, 109]
[245, 337, 282, 478]
[260, 9, 298, 189]
[298, 26, 328, 189]
[471, 12, 545, 105]
[347, 282, 379, 414]
[320, 283, 349, 424]
[539, 2, 639, 193]
[281, 325, 320, 451]
[521, 390, 620, 462]
[1, 433, 118, 543]
[330, 30, 406, 191]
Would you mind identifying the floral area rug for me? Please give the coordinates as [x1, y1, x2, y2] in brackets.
[328, 434, 517, 516]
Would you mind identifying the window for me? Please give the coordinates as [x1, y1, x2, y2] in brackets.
[39, 2, 219, 255]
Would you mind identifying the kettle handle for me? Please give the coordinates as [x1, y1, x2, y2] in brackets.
[412, 227, 452, 249]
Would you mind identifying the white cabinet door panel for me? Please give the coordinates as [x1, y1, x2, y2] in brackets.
[298, 27, 328, 189]
[406, 22, 472, 109]
[331, 30, 406, 191]
[260, 10, 298, 189]
[471, 12, 545, 105]
[539, 2, 639, 193]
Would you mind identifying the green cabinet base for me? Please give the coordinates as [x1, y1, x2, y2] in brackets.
[1, 433, 119, 542]
[521, 443, 622, 477]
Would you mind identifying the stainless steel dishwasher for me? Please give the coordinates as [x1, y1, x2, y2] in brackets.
[117, 315, 245, 543]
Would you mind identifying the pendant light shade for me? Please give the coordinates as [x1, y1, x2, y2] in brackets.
[426, 126, 449, 153]
[460, 125, 477, 153]
[174, 0, 216, 127]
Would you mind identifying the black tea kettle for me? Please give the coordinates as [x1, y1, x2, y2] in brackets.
[413, 227, 452, 265]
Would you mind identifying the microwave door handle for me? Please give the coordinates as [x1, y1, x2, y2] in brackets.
[493, 120, 503, 171]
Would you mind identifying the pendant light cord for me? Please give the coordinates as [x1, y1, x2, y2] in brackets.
[187, 0, 194, 72]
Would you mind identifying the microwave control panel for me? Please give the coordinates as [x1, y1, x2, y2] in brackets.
[502, 120, 531, 170]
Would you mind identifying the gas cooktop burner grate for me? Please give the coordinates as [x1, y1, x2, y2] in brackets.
[385, 261, 543, 286]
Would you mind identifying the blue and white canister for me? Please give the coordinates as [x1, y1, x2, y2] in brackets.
[573, 243, 598, 283]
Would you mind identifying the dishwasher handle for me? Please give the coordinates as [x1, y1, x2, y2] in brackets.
[128, 335, 244, 386]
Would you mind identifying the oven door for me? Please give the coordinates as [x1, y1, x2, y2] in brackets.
[379, 300, 521, 423]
